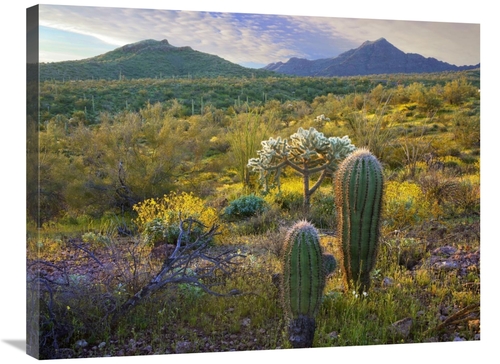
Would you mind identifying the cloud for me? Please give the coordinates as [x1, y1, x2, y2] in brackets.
[38, 4, 479, 67]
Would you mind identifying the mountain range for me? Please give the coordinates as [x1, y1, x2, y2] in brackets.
[263, 38, 479, 76]
[39, 38, 479, 81]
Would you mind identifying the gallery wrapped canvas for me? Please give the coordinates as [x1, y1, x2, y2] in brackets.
[26, 2, 480, 361]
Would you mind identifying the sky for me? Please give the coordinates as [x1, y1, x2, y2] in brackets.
[37, 3, 480, 68]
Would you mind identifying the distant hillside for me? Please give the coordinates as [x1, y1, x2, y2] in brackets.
[40, 39, 276, 81]
[263, 38, 480, 77]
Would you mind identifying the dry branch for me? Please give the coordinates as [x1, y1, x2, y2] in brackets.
[110, 217, 245, 328]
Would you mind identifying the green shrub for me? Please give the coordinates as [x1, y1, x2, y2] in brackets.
[223, 194, 268, 220]
[231, 205, 282, 236]
[271, 190, 303, 212]
[309, 191, 337, 229]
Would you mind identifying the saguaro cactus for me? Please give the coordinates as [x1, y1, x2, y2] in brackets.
[334, 148, 384, 295]
[281, 220, 325, 348]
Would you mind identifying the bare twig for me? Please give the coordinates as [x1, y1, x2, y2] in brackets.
[70, 242, 105, 268]
[110, 217, 245, 328]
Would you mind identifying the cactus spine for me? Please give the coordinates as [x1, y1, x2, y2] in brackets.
[281, 220, 325, 348]
[334, 148, 384, 294]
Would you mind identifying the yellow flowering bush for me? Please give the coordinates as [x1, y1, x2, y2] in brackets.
[263, 179, 304, 211]
[133, 191, 223, 245]
[383, 181, 433, 231]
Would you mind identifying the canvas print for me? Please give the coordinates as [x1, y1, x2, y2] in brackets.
[26, 4, 480, 360]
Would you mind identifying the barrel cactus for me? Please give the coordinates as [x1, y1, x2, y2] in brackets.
[281, 220, 325, 348]
[334, 148, 384, 295]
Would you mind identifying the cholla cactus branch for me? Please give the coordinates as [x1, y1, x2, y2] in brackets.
[248, 127, 355, 212]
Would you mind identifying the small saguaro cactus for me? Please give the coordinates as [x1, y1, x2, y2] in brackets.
[334, 148, 384, 295]
[281, 220, 325, 348]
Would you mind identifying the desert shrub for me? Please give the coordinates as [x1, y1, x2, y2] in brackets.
[309, 190, 337, 229]
[133, 191, 223, 245]
[81, 232, 112, 247]
[27, 253, 134, 359]
[264, 179, 304, 213]
[223, 194, 268, 220]
[385, 237, 427, 270]
[26, 237, 66, 260]
[418, 170, 461, 217]
[459, 153, 478, 165]
[207, 136, 230, 156]
[391, 161, 429, 182]
[382, 144, 408, 170]
[441, 155, 463, 171]
[383, 181, 433, 232]
[262, 178, 339, 228]
[231, 204, 283, 236]
[141, 217, 191, 246]
[251, 228, 289, 258]
[270, 189, 303, 212]
[443, 77, 478, 105]
[448, 175, 480, 216]
[343, 107, 395, 162]
[460, 159, 480, 175]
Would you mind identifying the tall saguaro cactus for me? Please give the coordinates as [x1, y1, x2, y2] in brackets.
[334, 148, 384, 295]
[281, 220, 325, 348]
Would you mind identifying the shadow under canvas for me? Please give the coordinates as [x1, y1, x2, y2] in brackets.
[3, 339, 26, 352]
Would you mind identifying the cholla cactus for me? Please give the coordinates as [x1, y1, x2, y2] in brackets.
[281, 220, 325, 348]
[248, 127, 355, 212]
